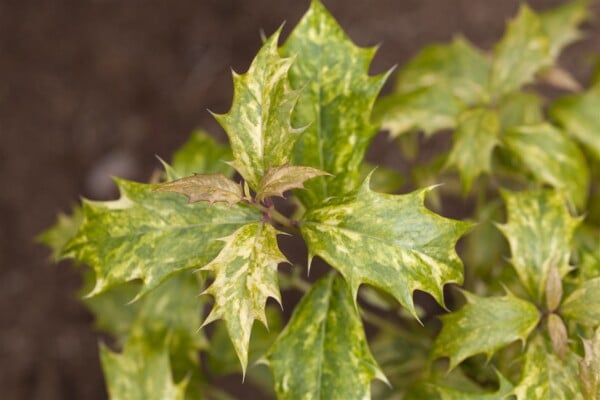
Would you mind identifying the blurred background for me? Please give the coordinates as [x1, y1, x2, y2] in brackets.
[1, 0, 598, 399]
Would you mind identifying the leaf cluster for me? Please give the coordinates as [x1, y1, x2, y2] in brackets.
[40, 0, 600, 399]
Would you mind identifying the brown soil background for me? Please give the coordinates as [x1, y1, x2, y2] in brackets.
[1, 0, 598, 399]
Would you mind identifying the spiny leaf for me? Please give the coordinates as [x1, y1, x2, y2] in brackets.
[393, 36, 491, 105]
[282, 0, 388, 207]
[497, 189, 581, 302]
[37, 206, 83, 261]
[155, 173, 243, 206]
[167, 130, 234, 180]
[300, 174, 471, 318]
[550, 83, 600, 160]
[579, 327, 600, 400]
[267, 274, 387, 399]
[502, 124, 589, 209]
[446, 107, 500, 193]
[490, 5, 550, 96]
[213, 30, 302, 189]
[256, 165, 329, 201]
[375, 86, 463, 138]
[432, 291, 540, 370]
[539, 0, 589, 61]
[436, 371, 514, 400]
[88, 272, 207, 400]
[100, 337, 187, 400]
[561, 277, 600, 327]
[62, 179, 261, 298]
[201, 222, 287, 374]
[511, 334, 584, 400]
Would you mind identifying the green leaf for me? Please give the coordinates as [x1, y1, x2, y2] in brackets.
[497, 190, 580, 302]
[539, 0, 589, 61]
[561, 277, 600, 327]
[256, 165, 329, 201]
[436, 372, 514, 400]
[394, 36, 491, 105]
[300, 174, 470, 318]
[100, 337, 187, 400]
[155, 173, 243, 205]
[432, 291, 540, 370]
[267, 274, 386, 399]
[502, 124, 589, 209]
[511, 335, 584, 400]
[201, 222, 286, 374]
[446, 108, 500, 193]
[490, 5, 550, 96]
[62, 179, 261, 297]
[375, 86, 462, 138]
[359, 163, 404, 194]
[213, 30, 302, 189]
[37, 206, 83, 261]
[579, 327, 600, 400]
[282, 0, 388, 207]
[168, 130, 234, 180]
[497, 91, 543, 132]
[550, 83, 600, 160]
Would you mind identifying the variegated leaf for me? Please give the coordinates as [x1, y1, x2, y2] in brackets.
[213, 30, 302, 189]
[375, 86, 462, 138]
[37, 206, 83, 261]
[201, 222, 287, 374]
[579, 327, 600, 400]
[256, 164, 329, 201]
[300, 174, 471, 318]
[497, 189, 580, 302]
[539, 0, 589, 61]
[393, 36, 491, 106]
[62, 179, 261, 298]
[282, 0, 388, 207]
[490, 5, 550, 96]
[155, 173, 242, 205]
[561, 277, 600, 327]
[432, 291, 540, 370]
[436, 372, 514, 400]
[166, 130, 234, 180]
[446, 107, 500, 193]
[512, 335, 584, 400]
[502, 124, 589, 209]
[84, 273, 207, 400]
[550, 83, 600, 160]
[100, 337, 187, 400]
[267, 274, 387, 399]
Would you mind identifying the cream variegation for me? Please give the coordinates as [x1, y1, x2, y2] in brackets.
[282, 0, 389, 207]
[213, 30, 303, 189]
[497, 190, 581, 302]
[512, 335, 584, 400]
[432, 291, 540, 370]
[503, 124, 589, 209]
[300, 174, 470, 318]
[62, 179, 261, 298]
[267, 274, 387, 399]
[201, 222, 287, 374]
[446, 108, 500, 193]
[561, 277, 600, 327]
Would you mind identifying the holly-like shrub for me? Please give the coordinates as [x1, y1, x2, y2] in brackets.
[42, 1, 600, 398]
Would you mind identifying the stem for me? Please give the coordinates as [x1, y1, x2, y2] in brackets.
[250, 202, 299, 232]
